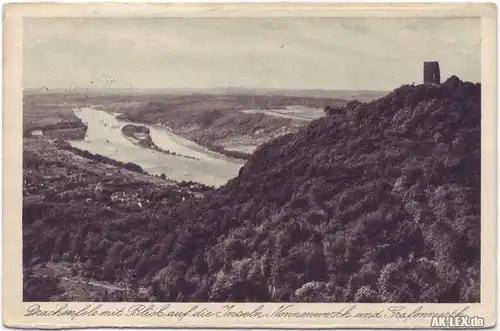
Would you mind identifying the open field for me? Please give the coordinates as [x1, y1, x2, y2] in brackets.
[23, 94, 88, 140]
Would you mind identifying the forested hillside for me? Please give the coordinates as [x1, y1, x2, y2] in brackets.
[23, 76, 481, 302]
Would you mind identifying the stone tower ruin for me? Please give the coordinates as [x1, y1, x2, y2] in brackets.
[423, 61, 440, 85]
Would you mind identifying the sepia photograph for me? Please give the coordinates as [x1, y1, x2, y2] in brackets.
[3, 2, 497, 329]
[22, 15, 483, 303]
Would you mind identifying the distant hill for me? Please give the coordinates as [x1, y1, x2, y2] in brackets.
[24, 87, 389, 102]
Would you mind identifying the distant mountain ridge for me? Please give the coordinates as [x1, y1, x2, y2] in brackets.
[24, 87, 389, 102]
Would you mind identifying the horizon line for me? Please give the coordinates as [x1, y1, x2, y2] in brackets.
[24, 86, 392, 93]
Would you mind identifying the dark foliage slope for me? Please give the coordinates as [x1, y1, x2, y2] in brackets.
[23, 77, 481, 302]
[161, 76, 480, 303]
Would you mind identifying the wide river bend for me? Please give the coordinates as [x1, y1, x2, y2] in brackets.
[70, 108, 245, 187]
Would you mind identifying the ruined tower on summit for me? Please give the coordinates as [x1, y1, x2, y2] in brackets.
[423, 61, 440, 85]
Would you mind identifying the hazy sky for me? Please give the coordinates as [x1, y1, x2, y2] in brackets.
[24, 17, 481, 91]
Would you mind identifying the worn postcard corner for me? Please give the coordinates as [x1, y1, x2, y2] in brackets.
[2, 2, 497, 329]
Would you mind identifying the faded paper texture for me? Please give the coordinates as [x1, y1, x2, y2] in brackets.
[3, 2, 497, 329]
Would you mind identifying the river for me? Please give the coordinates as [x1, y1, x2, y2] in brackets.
[69, 107, 245, 187]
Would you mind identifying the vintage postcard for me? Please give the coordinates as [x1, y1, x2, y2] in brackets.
[3, 2, 497, 329]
